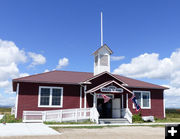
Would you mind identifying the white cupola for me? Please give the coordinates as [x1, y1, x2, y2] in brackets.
[93, 44, 113, 75]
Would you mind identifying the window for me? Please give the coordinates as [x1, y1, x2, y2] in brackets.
[38, 86, 63, 107]
[100, 55, 108, 66]
[133, 91, 151, 109]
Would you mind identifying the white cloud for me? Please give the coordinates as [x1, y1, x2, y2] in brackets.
[0, 80, 9, 88]
[44, 69, 49, 72]
[113, 50, 180, 79]
[113, 49, 180, 108]
[19, 73, 29, 77]
[0, 38, 28, 95]
[111, 56, 125, 61]
[28, 52, 46, 67]
[56, 57, 69, 69]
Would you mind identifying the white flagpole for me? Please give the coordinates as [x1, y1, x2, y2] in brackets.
[101, 12, 103, 46]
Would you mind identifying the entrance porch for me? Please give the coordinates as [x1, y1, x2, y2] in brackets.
[86, 80, 133, 123]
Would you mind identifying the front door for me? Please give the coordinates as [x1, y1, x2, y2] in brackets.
[112, 98, 121, 118]
[97, 99, 112, 118]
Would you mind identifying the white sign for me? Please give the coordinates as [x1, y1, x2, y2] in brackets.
[100, 86, 123, 93]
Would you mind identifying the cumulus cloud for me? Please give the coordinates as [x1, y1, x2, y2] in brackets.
[113, 49, 180, 108]
[111, 56, 125, 61]
[28, 52, 46, 67]
[56, 57, 69, 69]
[113, 50, 180, 79]
[0, 39, 28, 95]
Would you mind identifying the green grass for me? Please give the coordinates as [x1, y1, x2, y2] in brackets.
[0, 107, 11, 114]
[44, 120, 95, 125]
[0, 114, 22, 123]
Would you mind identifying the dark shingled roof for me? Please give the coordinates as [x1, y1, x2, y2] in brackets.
[13, 70, 168, 91]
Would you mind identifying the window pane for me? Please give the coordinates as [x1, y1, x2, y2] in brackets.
[134, 92, 141, 106]
[52, 88, 61, 105]
[100, 55, 108, 66]
[40, 88, 50, 105]
[143, 92, 150, 107]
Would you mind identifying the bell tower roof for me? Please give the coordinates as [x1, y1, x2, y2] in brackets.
[93, 44, 113, 56]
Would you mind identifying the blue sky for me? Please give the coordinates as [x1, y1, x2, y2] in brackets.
[0, 0, 180, 108]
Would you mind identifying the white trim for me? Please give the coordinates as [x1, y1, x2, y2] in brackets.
[93, 93, 96, 108]
[80, 86, 82, 109]
[163, 92, 166, 118]
[126, 93, 128, 108]
[122, 94, 124, 108]
[84, 71, 127, 85]
[84, 85, 87, 109]
[38, 86, 63, 108]
[132, 90, 151, 109]
[15, 83, 19, 118]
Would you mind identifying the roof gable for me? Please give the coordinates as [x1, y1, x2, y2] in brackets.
[93, 44, 113, 55]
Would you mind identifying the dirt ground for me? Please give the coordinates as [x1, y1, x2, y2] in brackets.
[0, 126, 165, 139]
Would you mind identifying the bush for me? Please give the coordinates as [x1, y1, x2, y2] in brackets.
[0, 114, 22, 123]
[132, 113, 143, 123]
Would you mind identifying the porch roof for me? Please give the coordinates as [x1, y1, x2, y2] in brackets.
[86, 80, 133, 94]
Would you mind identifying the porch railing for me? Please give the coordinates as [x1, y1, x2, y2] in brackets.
[122, 108, 132, 123]
[23, 107, 99, 123]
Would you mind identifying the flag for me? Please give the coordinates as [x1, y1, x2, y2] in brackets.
[131, 95, 141, 111]
[101, 94, 110, 103]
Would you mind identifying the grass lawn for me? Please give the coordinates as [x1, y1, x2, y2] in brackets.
[155, 109, 180, 123]
[44, 120, 95, 125]
[0, 107, 11, 115]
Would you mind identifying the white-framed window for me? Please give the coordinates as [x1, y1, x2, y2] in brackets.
[38, 86, 63, 108]
[133, 91, 151, 109]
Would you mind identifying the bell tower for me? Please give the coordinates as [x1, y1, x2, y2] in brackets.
[93, 44, 113, 75]
[93, 12, 113, 75]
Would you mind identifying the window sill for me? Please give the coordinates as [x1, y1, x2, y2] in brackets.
[38, 105, 63, 108]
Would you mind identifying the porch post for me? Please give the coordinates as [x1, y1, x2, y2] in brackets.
[84, 85, 87, 109]
[84, 85, 87, 117]
[126, 93, 128, 108]
[121, 94, 124, 109]
[93, 93, 96, 108]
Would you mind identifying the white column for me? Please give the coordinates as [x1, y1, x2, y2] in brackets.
[121, 94, 124, 109]
[80, 86, 82, 109]
[84, 85, 87, 117]
[15, 83, 19, 118]
[93, 93, 96, 108]
[126, 93, 128, 108]
[84, 85, 87, 109]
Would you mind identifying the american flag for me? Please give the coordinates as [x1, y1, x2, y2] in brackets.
[131, 95, 141, 111]
[101, 94, 110, 103]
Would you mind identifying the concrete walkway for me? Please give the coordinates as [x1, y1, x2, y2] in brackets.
[0, 123, 60, 137]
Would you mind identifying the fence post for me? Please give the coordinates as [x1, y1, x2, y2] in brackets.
[75, 109, 78, 122]
[60, 110, 62, 122]
[43, 111, 46, 122]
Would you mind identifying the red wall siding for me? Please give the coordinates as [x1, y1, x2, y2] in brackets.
[17, 82, 81, 119]
[128, 89, 164, 119]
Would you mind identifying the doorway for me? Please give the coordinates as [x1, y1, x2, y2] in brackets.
[97, 99, 112, 118]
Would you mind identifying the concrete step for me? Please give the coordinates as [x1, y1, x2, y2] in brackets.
[99, 118, 129, 124]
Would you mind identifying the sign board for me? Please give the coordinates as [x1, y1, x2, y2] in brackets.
[100, 86, 123, 93]
[96, 94, 114, 99]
